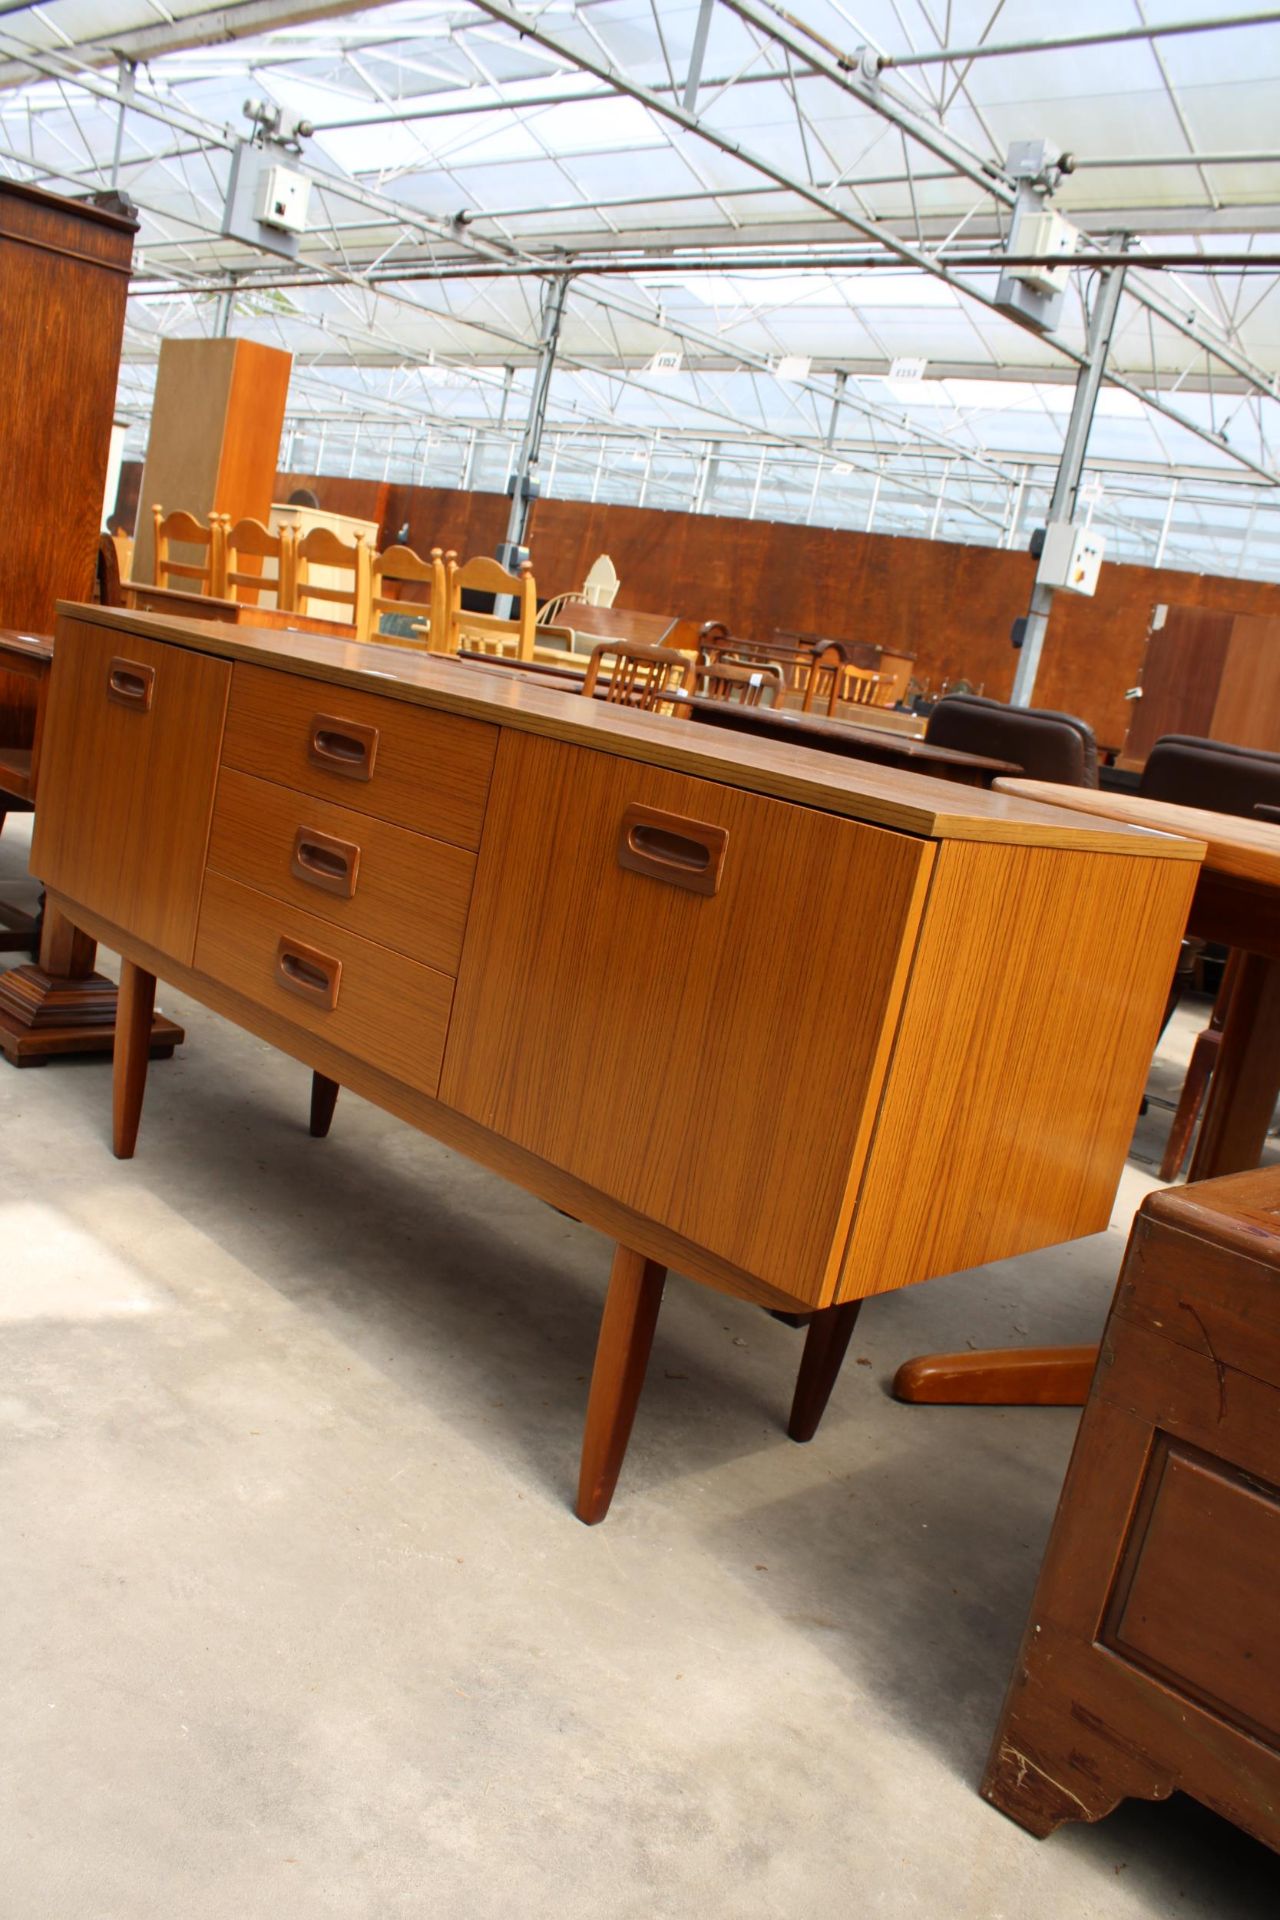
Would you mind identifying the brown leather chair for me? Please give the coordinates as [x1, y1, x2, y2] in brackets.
[1140, 734, 1280, 817]
[925, 693, 1099, 787]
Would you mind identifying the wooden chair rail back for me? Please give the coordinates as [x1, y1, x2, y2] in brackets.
[582, 640, 695, 714]
[294, 525, 372, 633]
[152, 506, 226, 597]
[369, 544, 449, 649]
[445, 552, 537, 661]
[222, 516, 296, 610]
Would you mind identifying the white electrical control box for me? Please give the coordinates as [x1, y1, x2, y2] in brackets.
[255, 164, 311, 234]
[1007, 203, 1077, 293]
[1037, 521, 1105, 596]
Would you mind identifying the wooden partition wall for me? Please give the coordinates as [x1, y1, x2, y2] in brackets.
[112, 461, 1280, 748]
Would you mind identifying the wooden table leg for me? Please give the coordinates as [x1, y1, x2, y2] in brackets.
[1188, 949, 1280, 1179]
[309, 1072, 340, 1138]
[0, 900, 183, 1066]
[576, 1246, 666, 1526]
[892, 1344, 1097, 1406]
[788, 1299, 862, 1440]
[113, 959, 155, 1159]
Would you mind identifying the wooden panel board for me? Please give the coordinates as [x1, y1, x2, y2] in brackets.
[440, 729, 935, 1302]
[839, 839, 1200, 1298]
[0, 181, 135, 743]
[1211, 613, 1280, 752]
[1123, 605, 1232, 763]
[29, 616, 230, 962]
[207, 766, 475, 974]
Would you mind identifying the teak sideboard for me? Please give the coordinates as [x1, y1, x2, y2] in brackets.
[32, 604, 1203, 1519]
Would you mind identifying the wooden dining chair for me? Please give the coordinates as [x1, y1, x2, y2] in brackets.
[695, 657, 785, 707]
[223, 517, 296, 612]
[581, 641, 694, 714]
[801, 643, 881, 716]
[369, 544, 450, 648]
[294, 525, 372, 632]
[152, 507, 226, 597]
[444, 552, 537, 659]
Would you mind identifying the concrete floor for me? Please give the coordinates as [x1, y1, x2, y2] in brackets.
[1, 813, 1275, 1919]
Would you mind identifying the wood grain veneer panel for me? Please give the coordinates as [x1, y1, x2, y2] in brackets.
[48, 891, 809, 1312]
[1123, 606, 1232, 764]
[195, 869, 453, 1097]
[0, 182, 134, 742]
[221, 661, 497, 849]
[207, 767, 474, 973]
[441, 730, 935, 1302]
[1211, 614, 1280, 752]
[30, 618, 230, 962]
[839, 841, 1200, 1299]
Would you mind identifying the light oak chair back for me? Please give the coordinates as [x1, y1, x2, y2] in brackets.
[369, 544, 450, 648]
[152, 507, 226, 597]
[294, 525, 371, 632]
[223, 516, 296, 611]
[582, 641, 694, 714]
[445, 552, 537, 659]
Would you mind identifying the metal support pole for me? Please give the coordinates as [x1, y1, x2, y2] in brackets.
[1010, 258, 1128, 707]
[1154, 479, 1180, 566]
[825, 370, 847, 449]
[500, 275, 570, 564]
[683, 0, 716, 112]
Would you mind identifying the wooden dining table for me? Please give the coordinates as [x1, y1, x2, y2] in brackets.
[895, 777, 1280, 1406]
[681, 692, 1016, 787]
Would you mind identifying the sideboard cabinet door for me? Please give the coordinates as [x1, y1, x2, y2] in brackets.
[32, 619, 231, 962]
[440, 731, 934, 1301]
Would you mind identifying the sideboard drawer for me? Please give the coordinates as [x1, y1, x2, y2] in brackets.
[31, 618, 230, 962]
[207, 768, 474, 975]
[222, 663, 497, 849]
[195, 868, 453, 1096]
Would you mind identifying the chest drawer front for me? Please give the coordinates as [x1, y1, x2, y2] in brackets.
[31, 619, 230, 962]
[222, 663, 497, 849]
[195, 868, 453, 1097]
[207, 768, 474, 974]
[441, 732, 933, 1301]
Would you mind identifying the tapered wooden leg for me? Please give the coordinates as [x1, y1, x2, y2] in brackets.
[309, 1072, 340, 1138]
[575, 1246, 666, 1525]
[1189, 949, 1280, 1180]
[112, 960, 156, 1159]
[891, 1344, 1097, 1406]
[787, 1299, 862, 1441]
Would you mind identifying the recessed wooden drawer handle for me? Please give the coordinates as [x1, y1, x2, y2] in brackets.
[616, 803, 728, 897]
[307, 714, 379, 781]
[106, 658, 155, 712]
[274, 937, 342, 1011]
[290, 825, 361, 899]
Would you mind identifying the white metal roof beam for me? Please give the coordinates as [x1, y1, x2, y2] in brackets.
[0, 0, 412, 88]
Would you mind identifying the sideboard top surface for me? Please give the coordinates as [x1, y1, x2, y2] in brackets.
[57, 602, 1203, 858]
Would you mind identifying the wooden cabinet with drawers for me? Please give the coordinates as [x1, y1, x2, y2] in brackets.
[30, 602, 1204, 1520]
